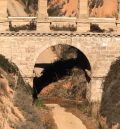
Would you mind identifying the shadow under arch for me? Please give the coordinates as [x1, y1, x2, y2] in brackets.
[100, 57, 120, 129]
[33, 44, 92, 102]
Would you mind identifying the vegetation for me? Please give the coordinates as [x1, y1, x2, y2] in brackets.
[0, 54, 29, 88]
[50, 24, 77, 31]
[90, 24, 105, 33]
[9, 21, 36, 32]
[99, 57, 120, 129]
[35, 98, 45, 108]
[0, 54, 18, 74]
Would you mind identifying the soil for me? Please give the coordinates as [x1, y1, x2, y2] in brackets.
[46, 104, 87, 129]
[64, 106, 99, 129]
[43, 98, 99, 129]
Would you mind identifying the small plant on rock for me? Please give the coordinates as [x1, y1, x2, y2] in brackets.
[35, 98, 45, 108]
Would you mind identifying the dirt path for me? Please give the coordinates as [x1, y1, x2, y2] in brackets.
[46, 104, 87, 129]
[8, 0, 28, 17]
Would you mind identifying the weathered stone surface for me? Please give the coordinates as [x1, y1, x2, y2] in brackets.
[0, 0, 7, 20]
[78, 0, 88, 19]
[0, 34, 120, 102]
[38, 0, 48, 20]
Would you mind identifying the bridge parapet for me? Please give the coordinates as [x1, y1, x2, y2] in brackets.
[37, 18, 118, 33]
[1, 17, 119, 33]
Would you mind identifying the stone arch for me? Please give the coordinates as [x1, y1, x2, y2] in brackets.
[34, 43, 92, 75]
[33, 43, 92, 102]
[33, 42, 93, 74]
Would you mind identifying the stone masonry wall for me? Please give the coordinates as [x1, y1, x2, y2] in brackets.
[0, 33, 120, 102]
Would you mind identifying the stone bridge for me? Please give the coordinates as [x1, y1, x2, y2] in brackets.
[0, 0, 120, 102]
[0, 32, 120, 102]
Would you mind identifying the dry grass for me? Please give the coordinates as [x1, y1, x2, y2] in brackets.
[13, 80, 57, 129]
[0, 69, 57, 129]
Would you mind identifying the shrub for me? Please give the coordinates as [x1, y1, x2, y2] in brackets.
[35, 98, 45, 108]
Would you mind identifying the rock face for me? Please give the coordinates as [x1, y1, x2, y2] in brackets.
[7, 0, 118, 17]
[48, 0, 117, 17]
[7, 0, 38, 16]
[0, 73, 25, 129]
[47, 0, 78, 17]
[89, 0, 117, 17]
[0, 74, 14, 97]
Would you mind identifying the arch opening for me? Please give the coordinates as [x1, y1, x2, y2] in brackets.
[33, 44, 92, 103]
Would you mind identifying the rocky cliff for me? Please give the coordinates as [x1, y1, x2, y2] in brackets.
[89, 0, 117, 17]
[48, 0, 117, 17]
